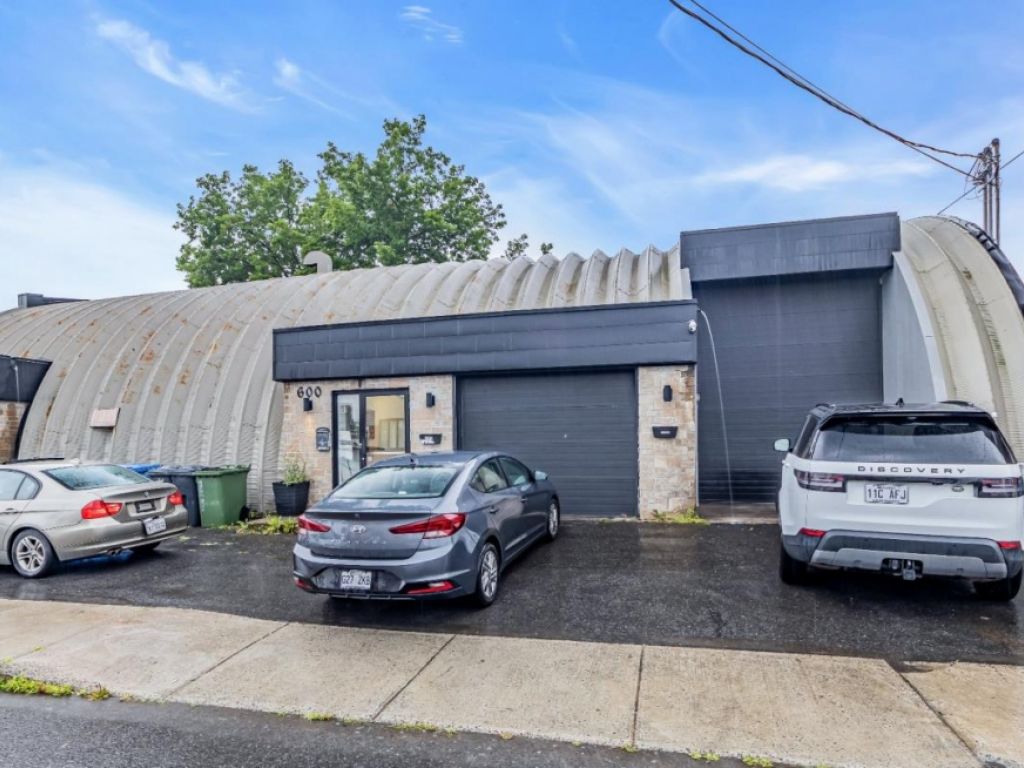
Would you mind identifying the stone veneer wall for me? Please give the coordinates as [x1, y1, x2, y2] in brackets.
[0, 401, 27, 463]
[278, 375, 454, 507]
[637, 365, 697, 519]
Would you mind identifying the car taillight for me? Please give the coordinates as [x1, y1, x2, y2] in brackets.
[390, 513, 466, 539]
[997, 541, 1021, 551]
[168, 491, 184, 506]
[406, 580, 455, 595]
[799, 528, 826, 538]
[795, 470, 846, 492]
[81, 500, 123, 519]
[977, 478, 1024, 498]
[297, 515, 330, 533]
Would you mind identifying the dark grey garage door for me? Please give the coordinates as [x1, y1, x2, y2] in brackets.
[695, 272, 883, 502]
[458, 372, 638, 517]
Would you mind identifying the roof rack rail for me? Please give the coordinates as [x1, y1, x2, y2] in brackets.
[6, 457, 65, 463]
[941, 399, 975, 407]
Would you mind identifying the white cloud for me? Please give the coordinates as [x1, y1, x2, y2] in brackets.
[273, 57, 347, 116]
[696, 154, 934, 191]
[400, 6, 463, 45]
[0, 165, 185, 304]
[96, 19, 253, 111]
[484, 169, 616, 260]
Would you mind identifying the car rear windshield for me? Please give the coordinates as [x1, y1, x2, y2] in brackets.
[44, 465, 149, 491]
[329, 465, 460, 499]
[811, 416, 1014, 464]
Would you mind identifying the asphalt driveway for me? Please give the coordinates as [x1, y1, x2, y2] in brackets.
[1, 522, 1020, 664]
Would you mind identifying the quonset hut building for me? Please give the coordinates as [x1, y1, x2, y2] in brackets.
[1, 213, 1022, 518]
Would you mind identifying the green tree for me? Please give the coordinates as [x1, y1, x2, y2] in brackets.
[175, 161, 310, 287]
[175, 115, 520, 287]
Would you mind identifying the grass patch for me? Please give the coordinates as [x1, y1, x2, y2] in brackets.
[393, 722, 440, 734]
[651, 508, 709, 526]
[688, 751, 721, 762]
[340, 717, 366, 726]
[80, 687, 111, 701]
[620, 743, 639, 753]
[304, 712, 333, 722]
[233, 516, 299, 536]
[0, 675, 74, 698]
[741, 757, 774, 768]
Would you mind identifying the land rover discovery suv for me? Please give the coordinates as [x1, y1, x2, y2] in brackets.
[775, 402, 1023, 600]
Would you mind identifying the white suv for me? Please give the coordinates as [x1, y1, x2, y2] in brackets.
[775, 402, 1023, 600]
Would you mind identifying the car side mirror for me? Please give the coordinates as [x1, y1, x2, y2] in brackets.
[534, 470, 548, 481]
[773, 438, 791, 453]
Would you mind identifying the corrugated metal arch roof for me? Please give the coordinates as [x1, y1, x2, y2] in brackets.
[0, 246, 681, 511]
[901, 216, 1024, 455]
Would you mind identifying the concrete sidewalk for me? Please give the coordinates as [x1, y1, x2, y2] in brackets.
[1, 598, 1019, 768]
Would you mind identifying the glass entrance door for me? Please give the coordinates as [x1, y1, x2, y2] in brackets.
[334, 393, 361, 485]
[333, 390, 409, 486]
[364, 393, 408, 466]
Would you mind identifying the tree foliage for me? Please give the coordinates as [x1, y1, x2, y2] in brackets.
[175, 115, 545, 287]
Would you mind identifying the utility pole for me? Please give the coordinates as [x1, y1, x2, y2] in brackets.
[973, 138, 1001, 242]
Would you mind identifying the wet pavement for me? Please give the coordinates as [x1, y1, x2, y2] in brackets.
[0, 694, 779, 768]
[1, 522, 1020, 664]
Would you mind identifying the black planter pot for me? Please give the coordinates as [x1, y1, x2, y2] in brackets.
[272, 481, 310, 517]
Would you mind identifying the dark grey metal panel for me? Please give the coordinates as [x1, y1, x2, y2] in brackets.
[682, 213, 899, 282]
[0, 355, 50, 403]
[696, 273, 883, 502]
[274, 302, 697, 382]
[458, 371, 638, 518]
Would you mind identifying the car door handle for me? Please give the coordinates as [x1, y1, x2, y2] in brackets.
[486, 505, 498, 514]
[1, 508, 17, 515]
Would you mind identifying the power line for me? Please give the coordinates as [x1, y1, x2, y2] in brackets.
[665, 0, 978, 177]
[937, 147, 1024, 215]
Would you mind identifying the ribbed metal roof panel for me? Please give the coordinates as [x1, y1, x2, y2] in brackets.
[0, 247, 682, 511]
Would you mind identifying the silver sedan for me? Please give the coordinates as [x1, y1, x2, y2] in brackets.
[0, 461, 188, 578]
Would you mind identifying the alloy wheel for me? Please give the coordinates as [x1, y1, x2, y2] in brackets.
[15, 535, 47, 576]
[548, 502, 559, 538]
[480, 548, 499, 599]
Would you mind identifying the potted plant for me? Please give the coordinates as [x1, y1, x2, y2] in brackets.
[272, 458, 310, 517]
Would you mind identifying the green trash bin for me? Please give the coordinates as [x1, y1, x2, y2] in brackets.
[195, 465, 250, 527]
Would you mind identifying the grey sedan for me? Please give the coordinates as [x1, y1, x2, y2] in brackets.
[292, 451, 560, 607]
[0, 461, 188, 578]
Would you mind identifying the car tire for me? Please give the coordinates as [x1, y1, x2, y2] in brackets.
[132, 542, 162, 555]
[11, 529, 57, 579]
[543, 499, 560, 542]
[472, 543, 501, 609]
[779, 543, 810, 585]
[974, 570, 1022, 601]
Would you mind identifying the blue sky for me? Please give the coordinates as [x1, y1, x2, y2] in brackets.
[1, 0, 1022, 301]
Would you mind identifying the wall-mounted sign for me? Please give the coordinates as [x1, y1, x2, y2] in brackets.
[296, 386, 323, 399]
[652, 425, 678, 439]
[419, 433, 443, 447]
[315, 427, 331, 452]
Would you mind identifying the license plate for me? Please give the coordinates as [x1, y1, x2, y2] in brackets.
[339, 570, 372, 590]
[143, 517, 167, 535]
[865, 483, 909, 505]
[137, 501, 156, 513]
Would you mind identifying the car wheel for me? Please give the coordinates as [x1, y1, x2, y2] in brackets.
[132, 542, 162, 555]
[544, 499, 560, 542]
[472, 543, 501, 608]
[975, 570, 1022, 601]
[11, 529, 57, 579]
[779, 543, 810, 585]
